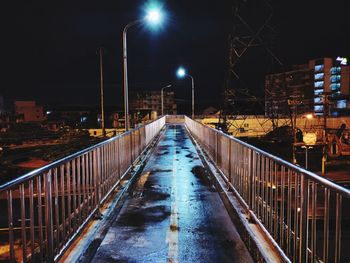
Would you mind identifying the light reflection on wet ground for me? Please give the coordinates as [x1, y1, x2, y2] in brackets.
[92, 125, 253, 263]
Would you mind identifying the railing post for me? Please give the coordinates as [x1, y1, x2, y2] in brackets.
[228, 139, 232, 184]
[215, 131, 219, 163]
[44, 171, 54, 262]
[299, 175, 309, 263]
[248, 148, 254, 208]
[94, 149, 100, 205]
[7, 190, 15, 263]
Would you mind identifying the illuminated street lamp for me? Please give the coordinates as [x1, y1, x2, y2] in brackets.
[123, 7, 164, 131]
[176, 66, 195, 119]
[305, 113, 314, 120]
[161, 84, 172, 116]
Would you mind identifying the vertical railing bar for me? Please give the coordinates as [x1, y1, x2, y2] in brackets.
[37, 176, 43, 262]
[86, 152, 91, 213]
[60, 165, 66, 242]
[273, 162, 278, 239]
[269, 160, 275, 234]
[102, 144, 109, 193]
[20, 184, 27, 262]
[247, 149, 255, 210]
[44, 170, 54, 261]
[257, 153, 261, 219]
[77, 157, 82, 226]
[53, 168, 60, 249]
[100, 146, 107, 200]
[323, 188, 330, 263]
[7, 190, 15, 263]
[81, 155, 86, 218]
[299, 175, 308, 263]
[286, 169, 292, 257]
[251, 151, 256, 212]
[280, 166, 285, 249]
[72, 159, 77, 232]
[228, 139, 232, 187]
[334, 193, 342, 263]
[293, 172, 299, 263]
[29, 180, 35, 260]
[262, 156, 266, 225]
[311, 181, 317, 262]
[95, 148, 99, 206]
[66, 162, 71, 235]
[89, 151, 94, 212]
[117, 137, 120, 179]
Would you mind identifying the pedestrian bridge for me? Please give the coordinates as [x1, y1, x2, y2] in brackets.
[0, 116, 349, 262]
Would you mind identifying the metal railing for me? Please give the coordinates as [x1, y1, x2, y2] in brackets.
[185, 116, 350, 263]
[0, 116, 166, 262]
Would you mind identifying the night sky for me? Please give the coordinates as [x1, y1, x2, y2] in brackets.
[1, 0, 349, 113]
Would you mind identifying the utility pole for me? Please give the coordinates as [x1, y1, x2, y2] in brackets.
[288, 96, 302, 164]
[97, 47, 106, 136]
[321, 92, 331, 175]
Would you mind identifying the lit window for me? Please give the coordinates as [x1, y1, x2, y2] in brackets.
[314, 97, 322, 103]
[315, 65, 324, 71]
[314, 81, 324, 88]
[337, 100, 347, 109]
[314, 89, 323, 95]
[331, 75, 341, 83]
[314, 105, 324, 111]
[315, 73, 324, 80]
[330, 67, 341, 74]
[331, 83, 341, 91]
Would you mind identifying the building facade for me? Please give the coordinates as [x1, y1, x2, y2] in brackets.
[14, 101, 46, 122]
[265, 67, 313, 118]
[309, 57, 350, 116]
[265, 57, 350, 117]
[130, 90, 177, 116]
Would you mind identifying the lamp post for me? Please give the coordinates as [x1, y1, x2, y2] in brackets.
[161, 84, 172, 116]
[97, 47, 106, 136]
[123, 8, 164, 131]
[177, 67, 195, 119]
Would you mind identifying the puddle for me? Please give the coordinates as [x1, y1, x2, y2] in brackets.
[191, 166, 211, 186]
[117, 205, 171, 230]
[185, 153, 194, 158]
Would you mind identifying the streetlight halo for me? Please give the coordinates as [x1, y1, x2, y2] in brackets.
[176, 67, 186, 78]
[145, 8, 163, 25]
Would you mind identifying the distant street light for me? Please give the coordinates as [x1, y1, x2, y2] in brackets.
[305, 113, 314, 120]
[161, 84, 172, 116]
[123, 7, 165, 131]
[176, 66, 195, 119]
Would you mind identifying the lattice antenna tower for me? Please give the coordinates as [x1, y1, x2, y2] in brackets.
[219, 0, 283, 135]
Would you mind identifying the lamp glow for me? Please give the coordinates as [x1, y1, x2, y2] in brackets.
[176, 67, 186, 78]
[305, 113, 313, 120]
[145, 8, 163, 25]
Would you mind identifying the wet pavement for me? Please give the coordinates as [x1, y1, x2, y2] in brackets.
[92, 125, 253, 263]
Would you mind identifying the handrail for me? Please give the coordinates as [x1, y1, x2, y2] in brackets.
[0, 117, 164, 192]
[185, 115, 350, 263]
[191, 117, 350, 198]
[0, 116, 166, 262]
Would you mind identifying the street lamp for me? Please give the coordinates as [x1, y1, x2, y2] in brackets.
[123, 7, 164, 131]
[161, 84, 172, 116]
[176, 66, 195, 119]
[97, 47, 105, 136]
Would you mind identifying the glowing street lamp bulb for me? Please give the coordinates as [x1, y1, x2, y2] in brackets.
[177, 67, 186, 78]
[145, 9, 162, 25]
[305, 113, 313, 119]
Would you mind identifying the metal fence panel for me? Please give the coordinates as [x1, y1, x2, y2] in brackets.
[184, 116, 350, 263]
[0, 117, 165, 262]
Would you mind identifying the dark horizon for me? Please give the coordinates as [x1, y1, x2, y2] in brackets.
[1, 0, 349, 114]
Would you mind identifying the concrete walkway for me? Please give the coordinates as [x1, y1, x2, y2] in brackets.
[92, 125, 253, 263]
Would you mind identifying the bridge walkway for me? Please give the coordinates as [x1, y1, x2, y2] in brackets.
[91, 124, 253, 262]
